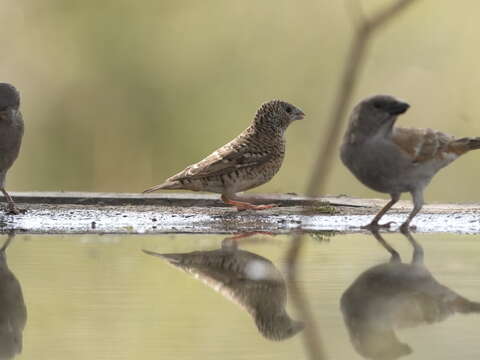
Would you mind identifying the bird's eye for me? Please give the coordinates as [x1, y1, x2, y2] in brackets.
[373, 102, 382, 109]
[286, 107, 292, 113]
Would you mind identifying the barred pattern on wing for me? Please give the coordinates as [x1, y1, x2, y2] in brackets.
[144, 99, 304, 198]
[168, 129, 280, 182]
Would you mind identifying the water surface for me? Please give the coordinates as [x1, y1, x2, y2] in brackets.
[4, 232, 480, 359]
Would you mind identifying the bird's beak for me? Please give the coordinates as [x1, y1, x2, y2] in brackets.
[293, 110, 305, 120]
[388, 101, 410, 115]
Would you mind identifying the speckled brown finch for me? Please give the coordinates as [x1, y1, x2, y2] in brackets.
[144, 100, 305, 210]
[0, 84, 24, 215]
[143, 238, 304, 341]
[341, 95, 480, 230]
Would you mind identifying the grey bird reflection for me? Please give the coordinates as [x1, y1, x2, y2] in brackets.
[341, 230, 480, 360]
[0, 234, 27, 360]
[143, 237, 304, 341]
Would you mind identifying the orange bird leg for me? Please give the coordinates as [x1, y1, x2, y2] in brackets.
[221, 194, 278, 211]
[224, 231, 276, 241]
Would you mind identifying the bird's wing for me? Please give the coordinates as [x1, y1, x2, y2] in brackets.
[168, 138, 275, 181]
[392, 127, 455, 163]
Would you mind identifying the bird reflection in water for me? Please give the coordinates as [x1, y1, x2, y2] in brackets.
[143, 236, 304, 341]
[341, 229, 480, 360]
[0, 233, 27, 359]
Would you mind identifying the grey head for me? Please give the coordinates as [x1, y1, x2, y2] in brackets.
[349, 95, 409, 138]
[0, 84, 20, 111]
[0, 84, 20, 123]
[253, 100, 305, 132]
[348, 325, 412, 360]
[341, 265, 414, 360]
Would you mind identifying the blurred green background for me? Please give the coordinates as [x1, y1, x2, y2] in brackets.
[2, 0, 480, 202]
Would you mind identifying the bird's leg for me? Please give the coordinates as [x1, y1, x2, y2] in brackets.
[0, 232, 14, 254]
[400, 227, 424, 266]
[399, 189, 424, 232]
[223, 231, 275, 241]
[362, 193, 400, 230]
[221, 194, 278, 211]
[1, 188, 21, 215]
[369, 228, 401, 263]
[221, 232, 276, 250]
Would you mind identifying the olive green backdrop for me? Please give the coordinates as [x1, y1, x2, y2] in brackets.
[2, 0, 479, 202]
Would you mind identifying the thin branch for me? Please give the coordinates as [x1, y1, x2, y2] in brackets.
[366, 0, 418, 30]
[344, 0, 366, 29]
[285, 232, 327, 360]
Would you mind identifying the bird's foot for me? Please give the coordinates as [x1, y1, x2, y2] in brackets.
[5, 205, 25, 215]
[224, 231, 275, 241]
[361, 221, 395, 231]
[232, 202, 278, 211]
[400, 222, 416, 234]
[238, 203, 278, 211]
[221, 195, 278, 211]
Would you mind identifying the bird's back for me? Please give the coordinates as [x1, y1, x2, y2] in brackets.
[166, 127, 285, 194]
[341, 125, 467, 194]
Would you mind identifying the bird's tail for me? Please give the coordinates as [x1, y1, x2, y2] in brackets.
[467, 137, 480, 150]
[450, 296, 480, 314]
[142, 180, 183, 193]
[142, 249, 183, 264]
[450, 137, 480, 153]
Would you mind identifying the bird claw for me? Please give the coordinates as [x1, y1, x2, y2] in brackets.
[235, 203, 278, 211]
[380, 221, 396, 228]
[400, 223, 416, 234]
[361, 221, 395, 231]
[6, 205, 24, 215]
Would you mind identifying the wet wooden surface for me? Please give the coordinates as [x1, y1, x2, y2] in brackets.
[0, 192, 479, 234]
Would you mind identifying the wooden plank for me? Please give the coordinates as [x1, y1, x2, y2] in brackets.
[8, 191, 480, 211]
[0, 192, 479, 235]
[9, 191, 328, 207]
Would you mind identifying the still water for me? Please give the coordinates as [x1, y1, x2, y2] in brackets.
[4, 231, 480, 359]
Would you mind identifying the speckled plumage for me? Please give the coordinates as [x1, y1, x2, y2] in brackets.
[143, 238, 304, 341]
[0, 84, 24, 214]
[341, 95, 480, 229]
[144, 100, 305, 210]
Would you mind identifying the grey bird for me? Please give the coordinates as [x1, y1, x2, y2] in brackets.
[143, 238, 304, 341]
[0, 84, 24, 215]
[341, 230, 480, 360]
[0, 234, 27, 359]
[341, 95, 480, 230]
[144, 100, 305, 210]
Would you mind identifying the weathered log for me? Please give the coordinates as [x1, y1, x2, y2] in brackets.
[0, 192, 478, 235]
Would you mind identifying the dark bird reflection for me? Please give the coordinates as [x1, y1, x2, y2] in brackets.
[0, 234, 27, 360]
[341, 230, 480, 360]
[143, 237, 304, 341]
